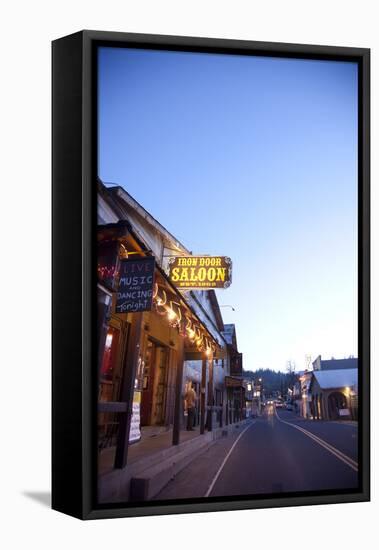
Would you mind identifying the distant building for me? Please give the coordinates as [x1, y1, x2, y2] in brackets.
[222, 324, 245, 422]
[312, 355, 358, 371]
[309, 367, 358, 421]
[298, 371, 313, 419]
[252, 380, 263, 416]
[243, 379, 254, 417]
[293, 356, 358, 421]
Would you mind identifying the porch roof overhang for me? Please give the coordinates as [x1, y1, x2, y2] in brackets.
[185, 347, 226, 361]
[310, 368, 358, 392]
[97, 222, 222, 350]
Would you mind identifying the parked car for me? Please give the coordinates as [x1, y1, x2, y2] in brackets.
[275, 400, 284, 408]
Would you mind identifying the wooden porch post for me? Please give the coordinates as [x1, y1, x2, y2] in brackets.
[219, 394, 223, 428]
[172, 336, 185, 446]
[97, 286, 113, 373]
[321, 392, 327, 420]
[200, 355, 207, 435]
[207, 356, 214, 431]
[114, 311, 143, 469]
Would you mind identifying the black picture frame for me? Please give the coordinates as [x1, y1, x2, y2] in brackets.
[52, 30, 370, 520]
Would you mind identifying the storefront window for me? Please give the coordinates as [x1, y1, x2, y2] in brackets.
[97, 240, 120, 291]
[98, 322, 124, 471]
[99, 326, 120, 401]
[140, 340, 170, 427]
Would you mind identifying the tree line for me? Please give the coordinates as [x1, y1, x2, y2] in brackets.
[243, 367, 298, 397]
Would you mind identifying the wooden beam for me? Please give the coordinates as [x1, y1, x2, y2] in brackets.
[114, 312, 143, 469]
[200, 356, 207, 435]
[207, 357, 214, 431]
[172, 337, 185, 445]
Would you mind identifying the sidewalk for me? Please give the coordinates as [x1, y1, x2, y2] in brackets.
[129, 420, 250, 501]
[99, 425, 202, 476]
[99, 419, 249, 503]
[128, 425, 201, 465]
[153, 420, 255, 500]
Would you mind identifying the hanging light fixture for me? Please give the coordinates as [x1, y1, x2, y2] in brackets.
[185, 317, 196, 341]
[167, 308, 177, 321]
[154, 290, 167, 316]
[118, 243, 129, 259]
[154, 286, 168, 316]
[156, 289, 167, 307]
[152, 282, 159, 299]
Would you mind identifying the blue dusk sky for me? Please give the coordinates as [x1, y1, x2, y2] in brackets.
[98, 47, 358, 373]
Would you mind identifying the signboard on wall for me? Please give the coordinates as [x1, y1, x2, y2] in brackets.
[116, 256, 155, 314]
[167, 256, 232, 289]
[225, 376, 243, 388]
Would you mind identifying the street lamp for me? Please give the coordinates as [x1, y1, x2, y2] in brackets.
[258, 378, 263, 398]
[219, 305, 236, 311]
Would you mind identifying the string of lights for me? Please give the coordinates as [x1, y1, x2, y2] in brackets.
[152, 282, 215, 356]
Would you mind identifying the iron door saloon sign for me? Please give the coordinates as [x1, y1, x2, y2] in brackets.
[116, 256, 155, 313]
[168, 256, 232, 289]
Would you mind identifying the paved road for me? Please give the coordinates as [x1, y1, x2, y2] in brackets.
[275, 408, 358, 461]
[208, 405, 358, 497]
[155, 406, 358, 501]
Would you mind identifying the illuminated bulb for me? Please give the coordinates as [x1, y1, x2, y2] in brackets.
[206, 348, 212, 357]
[105, 333, 113, 348]
[187, 328, 196, 340]
[167, 309, 177, 321]
[155, 289, 167, 307]
[119, 244, 128, 259]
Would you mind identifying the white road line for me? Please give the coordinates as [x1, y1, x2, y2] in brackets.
[204, 421, 256, 497]
[274, 408, 358, 472]
[286, 423, 358, 470]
